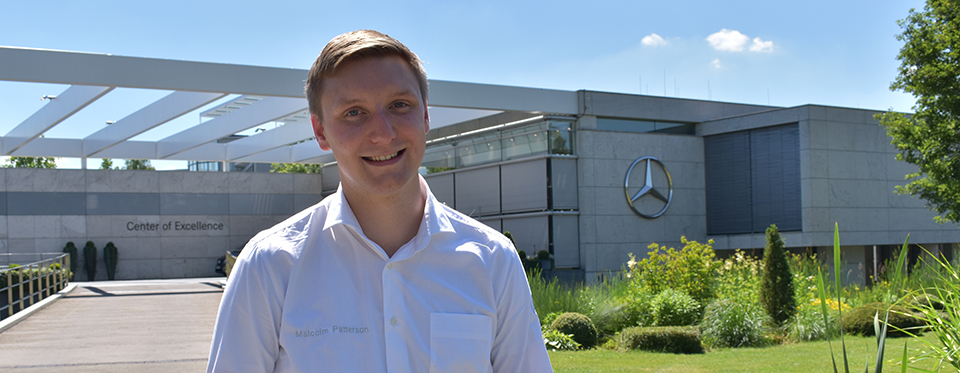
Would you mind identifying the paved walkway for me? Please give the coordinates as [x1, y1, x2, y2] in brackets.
[0, 278, 224, 372]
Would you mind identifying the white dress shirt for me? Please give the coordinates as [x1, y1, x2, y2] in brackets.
[208, 177, 552, 372]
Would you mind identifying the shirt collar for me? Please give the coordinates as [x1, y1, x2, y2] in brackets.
[321, 175, 457, 253]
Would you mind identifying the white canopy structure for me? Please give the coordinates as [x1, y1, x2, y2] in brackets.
[0, 46, 578, 167]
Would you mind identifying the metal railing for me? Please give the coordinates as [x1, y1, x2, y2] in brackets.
[0, 253, 71, 321]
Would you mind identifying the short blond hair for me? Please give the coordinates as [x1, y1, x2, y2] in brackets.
[305, 30, 428, 117]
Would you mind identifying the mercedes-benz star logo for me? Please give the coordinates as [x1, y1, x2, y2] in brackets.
[624, 156, 673, 219]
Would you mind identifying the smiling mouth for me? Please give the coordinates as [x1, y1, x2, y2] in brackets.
[365, 149, 404, 162]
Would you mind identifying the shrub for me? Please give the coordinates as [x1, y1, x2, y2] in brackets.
[782, 299, 843, 342]
[527, 269, 589, 324]
[83, 241, 97, 281]
[627, 237, 718, 305]
[651, 288, 700, 326]
[759, 224, 796, 326]
[542, 328, 581, 351]
[840, 302, 924, 338]
[549, 312, 598, 349]
[700, 298, 770, 348]
[103, 242, 118, 280]
[616, 326, 704, 354]
[716, 250, 762, 304]
[62, 241, 78, 281]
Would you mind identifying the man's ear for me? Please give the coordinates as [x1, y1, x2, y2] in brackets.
[311, 113, 331, 151]
[423, 100, 430, 134]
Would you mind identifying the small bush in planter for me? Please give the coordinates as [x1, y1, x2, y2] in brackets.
[616, 326, 704, 354]
[103, 242, 118, 280]
[840, 302, 924, 338]
[549, 312, 598, 349]
[62, 241, 78, 281]
[83, 241, 97, 281]
[542, 328, 581, 351]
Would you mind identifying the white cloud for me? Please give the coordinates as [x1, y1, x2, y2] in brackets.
[749, 37, 774, 52]
[641, 33, 667, 46]
[711, 59, 722, 69]
[706, 29, 749, 52]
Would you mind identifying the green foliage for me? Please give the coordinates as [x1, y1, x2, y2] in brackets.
[4, 156, 57, 168]
[270, 163, 322, 174]
[617, 283, 656, 328]
[716, 249, 763, 304]
[876, 0, 960, 224]
[124, 159, 155, 170]
[783, 300, 841, 342]
[901, 247, 960, 369]
[651, 288, 700, 326]
[543, 328, 582, 351]
[700, 298, 770, 349]
[527, 269, 591, 325]
[103, 242, 118, 281]
[549, 312, 599, 349]
[425, 166, 454, 174]
[83, 241, 97, 281]
[841, 302, 923, 338]
[615, 326, 704, 354]
[62, 241, 78, 281]
[760, 225, 797, 326]
[99, 158, 117, 170]
[627, 237, 718, 305]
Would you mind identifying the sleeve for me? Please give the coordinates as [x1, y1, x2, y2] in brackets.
[207, 243, 291, 373]
[490, 241, 554, 373]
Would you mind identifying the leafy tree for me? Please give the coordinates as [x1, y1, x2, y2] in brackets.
[759, 224, 796, 326]
[270, 163, 322, 174]
[124, 159, 155, 170]
[4, 156, 57, 168]
[877, 0, 960, 223]
[100, 158, 117, 170]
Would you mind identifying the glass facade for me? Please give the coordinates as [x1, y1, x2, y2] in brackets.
[596, 117, 694, 135]
[422, 118, 575, 173]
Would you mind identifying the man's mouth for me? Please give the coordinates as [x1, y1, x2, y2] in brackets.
[365, 149, 404, 162]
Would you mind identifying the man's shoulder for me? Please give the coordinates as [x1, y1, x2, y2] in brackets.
[434, 202, 515, 251]
[244, 196, 333, 256]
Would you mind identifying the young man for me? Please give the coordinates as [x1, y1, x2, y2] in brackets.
[207, 30, 553, 372]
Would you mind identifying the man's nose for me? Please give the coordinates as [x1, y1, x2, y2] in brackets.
[368, 109, 397, 143]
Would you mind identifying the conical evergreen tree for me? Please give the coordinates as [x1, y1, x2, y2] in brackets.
[759, 224, 796, 326]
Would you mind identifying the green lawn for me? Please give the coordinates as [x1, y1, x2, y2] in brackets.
[549, 335, 949, 372]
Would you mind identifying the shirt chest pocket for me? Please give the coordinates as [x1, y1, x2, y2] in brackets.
[429, 313, 493, 373]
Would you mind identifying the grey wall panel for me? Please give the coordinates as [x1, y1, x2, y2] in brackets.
[501, 159, 547, 213]
[7, 192, 85, 215]
[502, 216, 549, 255]
[87, 193, 160, 215]
[552, 215, 580, 268]
[0, 193, 6, 215]
[424, 172, 455, 208]
[550, 158, 579, 210]
[751, 124, 801, 231]
[161, 193, 229, 215]
[454, 166, 500, 217]
[229, 194, 294, 215]
[294, 194, 326, 212]
[704, 132, 752, 234]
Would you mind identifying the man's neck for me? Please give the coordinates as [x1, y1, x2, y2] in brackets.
[343, 178, 426, 258]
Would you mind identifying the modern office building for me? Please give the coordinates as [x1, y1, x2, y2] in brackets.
[1, 46, 956, 283]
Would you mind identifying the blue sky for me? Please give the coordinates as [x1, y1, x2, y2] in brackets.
[0, 0, 926, 168]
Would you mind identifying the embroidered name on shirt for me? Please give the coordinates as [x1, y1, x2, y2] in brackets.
[295, 326, 369, 338]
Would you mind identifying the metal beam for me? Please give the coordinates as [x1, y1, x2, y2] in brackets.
[156, 96, 307, 159]
[0, 46, 306, 97]
[225, 122, 313, 160]
[428, 80, 578, 114]
[3, 85, 113, 154]
[84, 91, 226, 156]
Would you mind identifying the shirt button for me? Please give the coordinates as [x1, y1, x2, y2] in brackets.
[386, 263, 394, 269]
[390, 317, 398, 326]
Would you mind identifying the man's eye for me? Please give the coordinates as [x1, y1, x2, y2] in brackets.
[346, 109, 360, 117]
[392, 102, 408, 108]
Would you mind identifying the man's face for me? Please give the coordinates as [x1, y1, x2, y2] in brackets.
[311, 55, 429, 198]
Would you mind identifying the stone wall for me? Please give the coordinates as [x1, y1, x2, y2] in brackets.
[0, 169, 324, 280]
